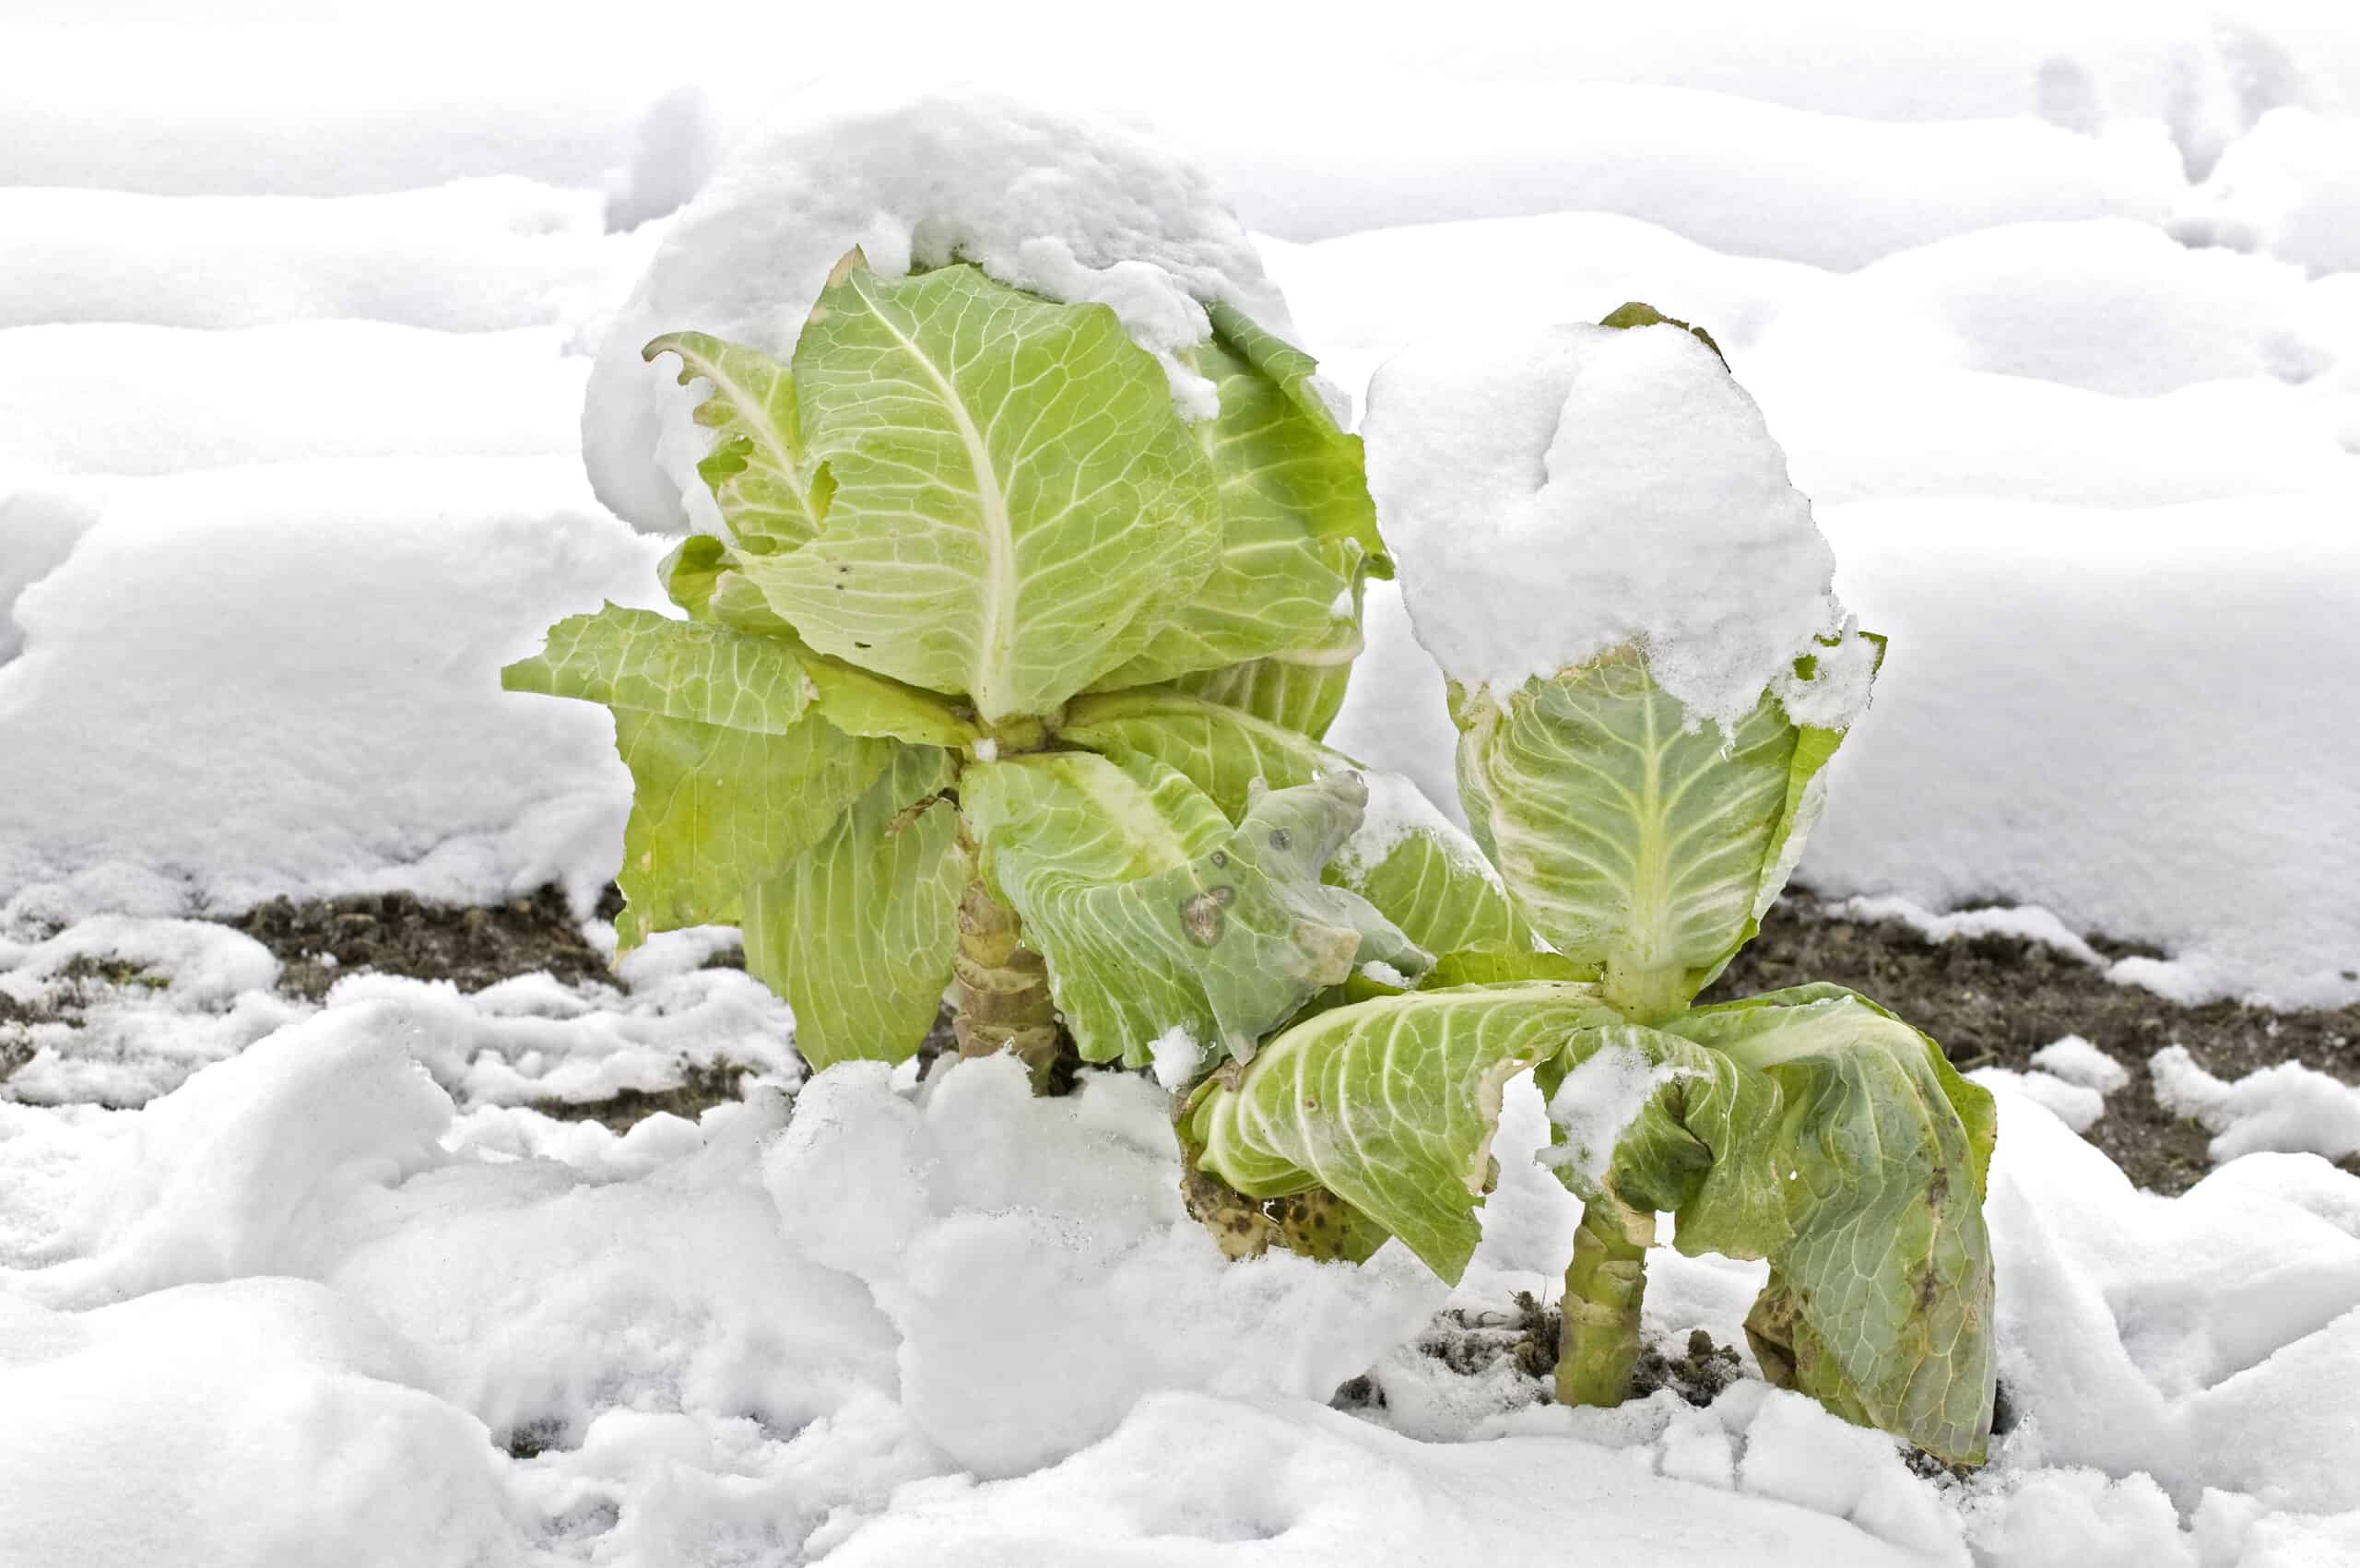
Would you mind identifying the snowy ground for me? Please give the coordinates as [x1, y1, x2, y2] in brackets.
[5, 8, 2359, 1565]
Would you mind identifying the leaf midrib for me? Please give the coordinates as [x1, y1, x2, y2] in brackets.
[855, 274, 1020, 720]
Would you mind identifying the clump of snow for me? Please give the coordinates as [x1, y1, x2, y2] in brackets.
[1540, 1043, 1687, 1185]
[2033, 1035, 2130, 1094]
[0, 910, 793, 1111]
[1363, 320, 1866, 731]
[584, 89, 1297, 533]
[765, 1055, 1446, 1478]
[1328, 768, 1502, 890]
[1145, 1025, 1205, 1091]
[1971, 1067, 2107, 1135]
[2149, 1045, 2360, 1165]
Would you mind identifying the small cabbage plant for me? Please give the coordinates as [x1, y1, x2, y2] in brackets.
[508, 269, 1997, 1466]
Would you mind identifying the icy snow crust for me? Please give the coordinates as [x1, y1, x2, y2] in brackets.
[584, 91, 1299, 534]
[1363, 321, 1864, 730]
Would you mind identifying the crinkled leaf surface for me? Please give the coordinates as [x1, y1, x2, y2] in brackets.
[965, 753, 1422, 1072]
[1453, 647, 1852, 1020]
[1540, 988, 1997, 1464]
[1092, 324, 1363, 691]
[1114, 301, 1386, 732]
[692, 569, 979, 749]
[1200, 301, 1386, 570]
[501, 606, 891, 949]
[741, 747, 962, 1069]
[601, 712, 888, 951]
[502, 604, 816, 733]
[1062, 689, 1529, 961]
[1186, 981, 1618, 1279]
[644, 331, 832, 551]
[1169, 646, 1356, 740]
[726, 261, 1220, 722]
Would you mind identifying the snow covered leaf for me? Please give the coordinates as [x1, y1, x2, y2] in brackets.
[741, 747, 962, 1069]
[1060, 689, 1528, 960]
[964, 754, 1422, 1073]
[1453, 647, 1853, 1022]
[1547, 987, 1998, 1465]
[644, 331, 832, 551]
[725, 259, 1221, 723]
[1185, 981, 1619, 1279]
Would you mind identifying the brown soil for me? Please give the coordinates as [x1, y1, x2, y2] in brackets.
[1705, 892, 2360, 1195]
[230, 886, 641, 1002]
[21, 878, 2351, 1188]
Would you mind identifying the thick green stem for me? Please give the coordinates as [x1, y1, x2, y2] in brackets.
[1557, 1193, 1655, 1406]
[950, 879, 1068, 1092]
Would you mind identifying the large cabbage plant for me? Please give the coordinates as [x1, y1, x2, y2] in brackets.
[508, 271, 1997, 1465]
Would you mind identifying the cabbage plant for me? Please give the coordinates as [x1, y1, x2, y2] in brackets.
[508, 268, 1996, 1466]
[506, 252, 1422, 1090]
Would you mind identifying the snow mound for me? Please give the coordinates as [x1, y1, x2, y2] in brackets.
[1979, 1079, 2360, 1516]
[0, 179, 639, 334]
[0, 459, 663, 921]
[0, 1279, 518, 1566]
[0, 322, 586, 477]
[1200, 78, 2179, 266]
[765, 1055, 1446, 1478]
[1363, 320, 1862, 728]
[584, 89, 1295, 534]
[2150, 1046, 2360, 1165]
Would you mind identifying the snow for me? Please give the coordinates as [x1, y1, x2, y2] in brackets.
[1363, 319, 1865, 729]
[5, 15, 2360, 1563]
[1975, 1081, 2360, 1522]
[2175, 108, 2360, 277]
[1542, 1044, 1689, 1183]
[768, 1057, 1445, 1480]
[584, 89, 1297, 534]
[2150, 1047, 2360, 1165]
[1328, 768, 1502, 890]
[9, 1022, 2359, 1563]
[0, 323, 587, 477]
[2033, 1036, 2131, 1096]
[1146, 1026, 1205, 1092]
[0, 459, 663, 924]
[0, 179, 641, 333]
[1972, 1068, 2108, 1136]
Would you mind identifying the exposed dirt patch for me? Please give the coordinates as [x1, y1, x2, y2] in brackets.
[530, 1060, 753, 1132]
[1630, 1327, 1746, 1408]
[230, 886, 634, 1001]
[183, 881, 2360, 1189]
[1706, 893, 2360, 1195]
